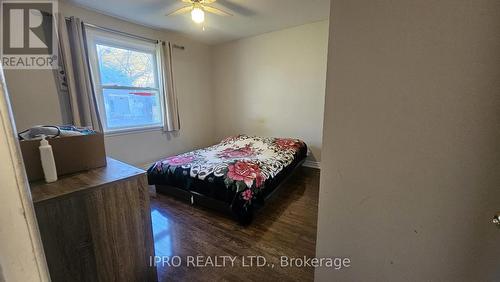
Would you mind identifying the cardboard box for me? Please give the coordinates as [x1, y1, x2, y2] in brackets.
[20, 132, 107, 182]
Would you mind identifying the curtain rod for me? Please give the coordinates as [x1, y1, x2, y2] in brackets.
[64, 17, 185, 50]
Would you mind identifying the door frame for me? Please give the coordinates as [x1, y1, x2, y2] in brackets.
[0, 66, 50, 281]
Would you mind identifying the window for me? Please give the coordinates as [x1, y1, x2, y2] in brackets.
[86, 28, 164, 133]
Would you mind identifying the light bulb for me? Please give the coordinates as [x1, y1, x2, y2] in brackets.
[191, 7, 205, 24]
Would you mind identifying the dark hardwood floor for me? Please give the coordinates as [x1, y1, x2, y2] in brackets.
[149, 166, 320, 282]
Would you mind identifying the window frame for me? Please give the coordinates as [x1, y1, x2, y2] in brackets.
[85, 27, 166, 134]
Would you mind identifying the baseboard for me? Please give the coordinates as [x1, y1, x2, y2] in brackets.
[302, 160, 321, 170]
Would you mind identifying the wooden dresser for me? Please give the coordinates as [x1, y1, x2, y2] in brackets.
[30, 157, 157, 282]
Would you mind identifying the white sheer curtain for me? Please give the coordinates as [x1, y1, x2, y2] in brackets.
[56, 14, 102, 131]
[158, 41, 180, 132]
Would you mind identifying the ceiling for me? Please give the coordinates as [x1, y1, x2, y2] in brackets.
[67, 0, 330, 45]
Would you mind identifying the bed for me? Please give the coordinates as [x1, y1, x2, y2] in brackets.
[147, 135, 307, 224]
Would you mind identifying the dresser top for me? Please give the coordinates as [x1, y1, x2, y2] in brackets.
[30, 157, 146, 203]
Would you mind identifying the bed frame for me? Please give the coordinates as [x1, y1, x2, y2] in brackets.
[154, 159, 306, 221]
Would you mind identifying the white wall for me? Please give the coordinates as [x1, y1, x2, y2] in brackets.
[316, 0, 500, 281]
[212, 21, 328, 164]
[4, 0, 217, 166]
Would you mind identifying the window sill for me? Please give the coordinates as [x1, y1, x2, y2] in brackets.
[104, 126, 163, 137]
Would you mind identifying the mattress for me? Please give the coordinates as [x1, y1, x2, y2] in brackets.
[147, 135, 307, 222]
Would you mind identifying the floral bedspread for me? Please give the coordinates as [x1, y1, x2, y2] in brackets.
[147, 135, 307, 223]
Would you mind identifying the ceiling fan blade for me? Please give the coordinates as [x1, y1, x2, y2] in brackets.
[181, 0, 193, 3]
[203, 5, 232, 16]
[200, 0, 217, 4]
[166, 5, 193, 16]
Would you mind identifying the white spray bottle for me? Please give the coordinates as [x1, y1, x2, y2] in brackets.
[39, 135, 58, 183]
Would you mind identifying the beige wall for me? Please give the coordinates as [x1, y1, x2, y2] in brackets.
[4, 1, 217, 166]
[4, 3, 328, 166]
[4, 69, 66, 130]
[213, 21, 329, 164]
[316, 0, 500, 281]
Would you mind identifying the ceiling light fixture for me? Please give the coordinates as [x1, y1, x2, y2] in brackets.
[191, 7, 205, 23]
[166, 0, 232, 25]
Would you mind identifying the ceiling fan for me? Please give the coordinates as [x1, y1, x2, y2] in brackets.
[166, 0, 233, 24]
